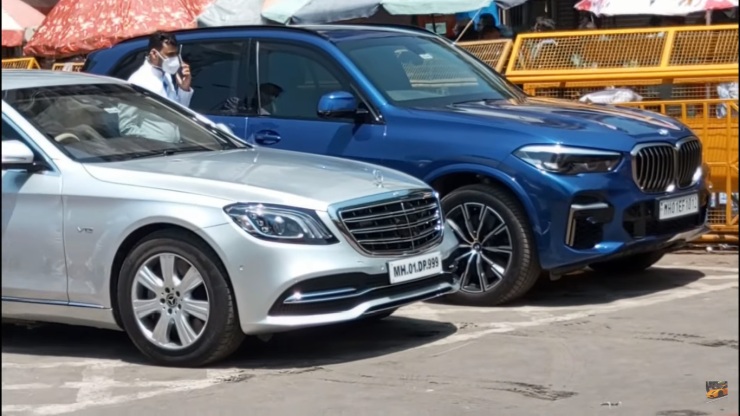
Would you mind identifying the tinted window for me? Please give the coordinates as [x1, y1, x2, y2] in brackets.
[257, 42, 351, 120]
[111, 40, 255, 116]
[337, 35, 523, 108]
[4, 83, 243, 163]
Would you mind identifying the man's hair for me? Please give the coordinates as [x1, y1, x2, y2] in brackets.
[148, 31, 178, 51]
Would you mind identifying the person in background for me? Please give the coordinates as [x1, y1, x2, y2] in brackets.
[451, 18, 479, 41]
[251, 83, 284, 115]
[128, 31, 193, 108]
[477, 13, 503, 40]
[533, 16, 557, 32]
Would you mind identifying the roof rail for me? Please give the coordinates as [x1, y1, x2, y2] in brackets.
[114, 24, 327, 46]
[325, 22, 438, 36]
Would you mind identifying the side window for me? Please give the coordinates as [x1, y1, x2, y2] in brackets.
[257, 42, 351, 120]
[111, 40, 255, 116]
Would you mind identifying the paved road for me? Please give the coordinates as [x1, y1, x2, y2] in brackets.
[2, 253, 738, 416]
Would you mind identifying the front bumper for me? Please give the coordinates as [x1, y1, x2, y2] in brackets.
[503, 155, 710, 272]
[201, 216, 460, 334]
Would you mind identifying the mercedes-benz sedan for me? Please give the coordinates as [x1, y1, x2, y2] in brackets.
[1, 70, 460, 367]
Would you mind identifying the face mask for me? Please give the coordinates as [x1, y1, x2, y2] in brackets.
[156, 51, 181, 75]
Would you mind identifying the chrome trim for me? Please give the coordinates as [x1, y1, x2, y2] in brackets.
[327, 188, 445, 257]
[282, 271, 450, 305]
[565, 202, 609, 247]
[630, 137, 703, 194]
[265, 278, 459, 326]
[1, 297, 120, 330]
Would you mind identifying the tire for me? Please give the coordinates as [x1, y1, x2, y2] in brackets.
[441, 184, 541, 306]
[588, 251, 665, 274]
[117, 230, 244, 367]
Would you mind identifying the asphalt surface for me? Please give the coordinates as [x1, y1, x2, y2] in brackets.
[2, 252, 738, 416]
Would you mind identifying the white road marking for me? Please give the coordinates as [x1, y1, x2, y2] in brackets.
[1, 360, 129, 370]
[399, 272, 738, 317]
[655, 265, 737, 273]
[1, 384, 53, 391]
[407, 279, 738, 349]
[1, 368, 246, 415]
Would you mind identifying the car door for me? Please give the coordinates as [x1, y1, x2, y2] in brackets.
[109, 39, 253, 138]
[1, 116, 68, 302]
[245, 40, 387, 165]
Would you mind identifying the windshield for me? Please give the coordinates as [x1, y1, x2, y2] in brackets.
[336, 34, 525, 108]
[3, 83, 244, 163]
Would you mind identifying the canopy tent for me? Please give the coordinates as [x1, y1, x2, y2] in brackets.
[24, 0, 213, 57]
[575, 0, 738, 16]
[2, 0, 46, 47]
[259, 0, 530, 25]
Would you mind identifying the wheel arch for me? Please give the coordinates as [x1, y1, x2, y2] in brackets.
[425, 164, 542, 235]
[108, 222, 235, 328]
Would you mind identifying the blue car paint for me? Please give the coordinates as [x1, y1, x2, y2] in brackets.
[84, 25, 708, 272]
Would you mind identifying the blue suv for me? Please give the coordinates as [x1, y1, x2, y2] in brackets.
[84, 24, 710, 306]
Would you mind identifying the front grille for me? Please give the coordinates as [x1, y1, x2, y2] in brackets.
[337, 191, 444, 256]
[633, 144, 676, 193]
[632, 138, 702, 193]
[677, 139, 702, 188]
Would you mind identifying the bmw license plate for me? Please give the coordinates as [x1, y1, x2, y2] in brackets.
[658, 193, 699, 221]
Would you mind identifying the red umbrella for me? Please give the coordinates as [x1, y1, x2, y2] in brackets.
[23, 0, 213, 58]
[2, 0, 46, 47]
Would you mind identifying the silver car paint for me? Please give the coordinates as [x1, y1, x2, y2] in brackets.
[1, 70, 460, 334]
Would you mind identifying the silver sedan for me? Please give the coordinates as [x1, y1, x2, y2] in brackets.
[1, 70, 460, 367]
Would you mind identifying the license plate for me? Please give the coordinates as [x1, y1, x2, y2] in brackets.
[658, 193, 699, 221]
[388, 251, 443, 284]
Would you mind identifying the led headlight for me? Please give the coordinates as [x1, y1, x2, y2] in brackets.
[514, 145, 622, 175]
[224, 203, 336, 244]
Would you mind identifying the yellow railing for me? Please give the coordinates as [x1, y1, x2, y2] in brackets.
[51, 62, 84, 72]
[458, 39, 513, 73]
[505, 24, 738, 83]
[620, 98, 739, 241]
[1, 57, 40, 69]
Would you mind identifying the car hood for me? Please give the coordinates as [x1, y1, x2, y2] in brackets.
[83, 148, 426, 210]
[431, 97, 691, 145]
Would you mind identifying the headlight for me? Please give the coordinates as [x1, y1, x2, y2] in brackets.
[514, 145, 622, 174]
[224, 203, 336, 244]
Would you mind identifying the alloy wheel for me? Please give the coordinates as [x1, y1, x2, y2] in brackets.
[131, 253, 210, 350]
[447, 202, 514, 293]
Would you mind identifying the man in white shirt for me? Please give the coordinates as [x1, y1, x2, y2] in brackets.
[120, 31, 193, 143]
[128, 31, 193, 107]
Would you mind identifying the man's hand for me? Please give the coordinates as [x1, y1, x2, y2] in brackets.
[176, 63, 192, 92]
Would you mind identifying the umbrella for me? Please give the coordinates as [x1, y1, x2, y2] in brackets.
[24, 0, 214, 58]
[575, 0, 738, 16]
[260, 0, 529, 25]
[2, 0, 46, 47]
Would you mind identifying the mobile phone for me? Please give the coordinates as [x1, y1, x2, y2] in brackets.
[177, 44, 184, 76]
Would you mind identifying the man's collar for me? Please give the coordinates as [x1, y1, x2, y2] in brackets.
[143, 59, 165, 77]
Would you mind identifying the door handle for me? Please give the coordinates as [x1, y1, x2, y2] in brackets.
[253, 130, 281, 145]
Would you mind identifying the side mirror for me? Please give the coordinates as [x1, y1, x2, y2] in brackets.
[215, 123, 235, 136]
[1, 140, 39, 171]
[317, 91, 358, 119]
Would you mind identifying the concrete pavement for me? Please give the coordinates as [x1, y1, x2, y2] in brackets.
[2, 253, 738, 416]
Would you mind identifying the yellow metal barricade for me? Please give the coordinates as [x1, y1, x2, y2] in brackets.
[1, 57, 41, 69]
[621, 99, 738, 241]
[51, 62, 84, 72]
[505, 24, 738, 83]
[457, 39, 513, 73]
